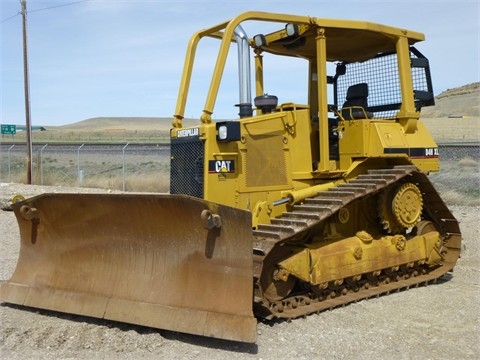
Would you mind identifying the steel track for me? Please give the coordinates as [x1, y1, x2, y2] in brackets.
[251, 165, 462, 319]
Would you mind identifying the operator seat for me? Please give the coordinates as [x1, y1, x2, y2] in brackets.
[341, 83, 373, 120]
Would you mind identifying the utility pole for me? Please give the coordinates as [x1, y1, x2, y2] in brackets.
[20, 0, 33, 184]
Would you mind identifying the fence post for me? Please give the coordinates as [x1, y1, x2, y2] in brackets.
[77, 144, 84, 187]
[122, 143, 129, 191]
[40, 144, 48, 185]
[7, 145, 15, 182]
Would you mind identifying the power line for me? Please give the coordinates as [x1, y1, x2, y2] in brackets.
[1, 12, 20, 24]
[28, 0, 91, 14]
[1, 0, 91, 24]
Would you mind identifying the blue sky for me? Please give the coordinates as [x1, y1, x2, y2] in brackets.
[1, 0, 479, 126]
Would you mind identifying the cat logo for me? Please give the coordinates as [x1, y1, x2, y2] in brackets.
[208, 160, 235, 173]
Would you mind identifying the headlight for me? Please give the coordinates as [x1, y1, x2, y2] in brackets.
[216, 121, 241, 142]
[285, 23, 299, 37]
[253, 34, 266, 48]
[218, 125, 227, 140]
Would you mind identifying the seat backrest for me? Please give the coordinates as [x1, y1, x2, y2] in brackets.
[341, 83, 372, 120]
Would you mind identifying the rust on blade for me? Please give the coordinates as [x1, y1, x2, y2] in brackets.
[0, 193, 256, 343]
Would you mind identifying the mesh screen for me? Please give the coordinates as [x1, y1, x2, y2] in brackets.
[336, 48, 432, 119]
[245, 133, 288, 187]
[170, 137, 204, 198]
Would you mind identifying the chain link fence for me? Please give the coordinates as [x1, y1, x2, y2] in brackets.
[434, 142, 480, 160]
[1, 142, 478, 194]
[0, 143, 170, 192]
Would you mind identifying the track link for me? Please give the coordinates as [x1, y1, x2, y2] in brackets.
[252, 166, 462, 319]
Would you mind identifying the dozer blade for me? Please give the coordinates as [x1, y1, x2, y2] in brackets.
[0, 193, 256, 343]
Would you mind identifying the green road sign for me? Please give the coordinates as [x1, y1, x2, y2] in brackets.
[1, 124, 17, 135]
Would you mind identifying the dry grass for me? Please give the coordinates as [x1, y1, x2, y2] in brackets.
[429, 157, 480, 206]
[81, 173, 170, 193]
[421, 117, 480, 142]
[458, 157, 479, 167]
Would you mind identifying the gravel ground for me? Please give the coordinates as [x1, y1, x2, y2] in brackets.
[0, 183, 479, 360]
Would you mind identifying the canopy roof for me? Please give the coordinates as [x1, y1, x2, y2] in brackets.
[249, 16, 424, 62]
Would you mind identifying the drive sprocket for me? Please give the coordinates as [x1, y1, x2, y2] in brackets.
[379, 183, 423, 234]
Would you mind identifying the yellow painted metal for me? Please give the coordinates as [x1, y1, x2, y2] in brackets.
[391, 183, 424, 228]
[252, 201, 274, 229]
[337, 118, 440, 172]
[173, 20, 231, 127]
[403, 122, 440, 172]
[254, 49, 264, 116]
[378, 182, 424, 234]
[396, 36, 420, 133]
[278, 229, 443, 285]
[316, 28, 330, 172]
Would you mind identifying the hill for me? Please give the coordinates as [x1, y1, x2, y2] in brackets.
[419, 82, 479, 142]
[58, 117, 198, 132]
[60, 117, 170, 131]
[422, 82, 479, 118]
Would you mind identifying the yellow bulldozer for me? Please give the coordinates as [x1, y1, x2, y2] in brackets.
[0, 12, 461, 343]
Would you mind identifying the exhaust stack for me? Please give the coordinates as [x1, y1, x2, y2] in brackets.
[234, 25, 253, 118]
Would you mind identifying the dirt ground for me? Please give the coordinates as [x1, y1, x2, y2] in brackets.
[0, 183, 479, 360]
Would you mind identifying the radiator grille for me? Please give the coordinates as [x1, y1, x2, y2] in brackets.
[170, 136, 204, 198]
